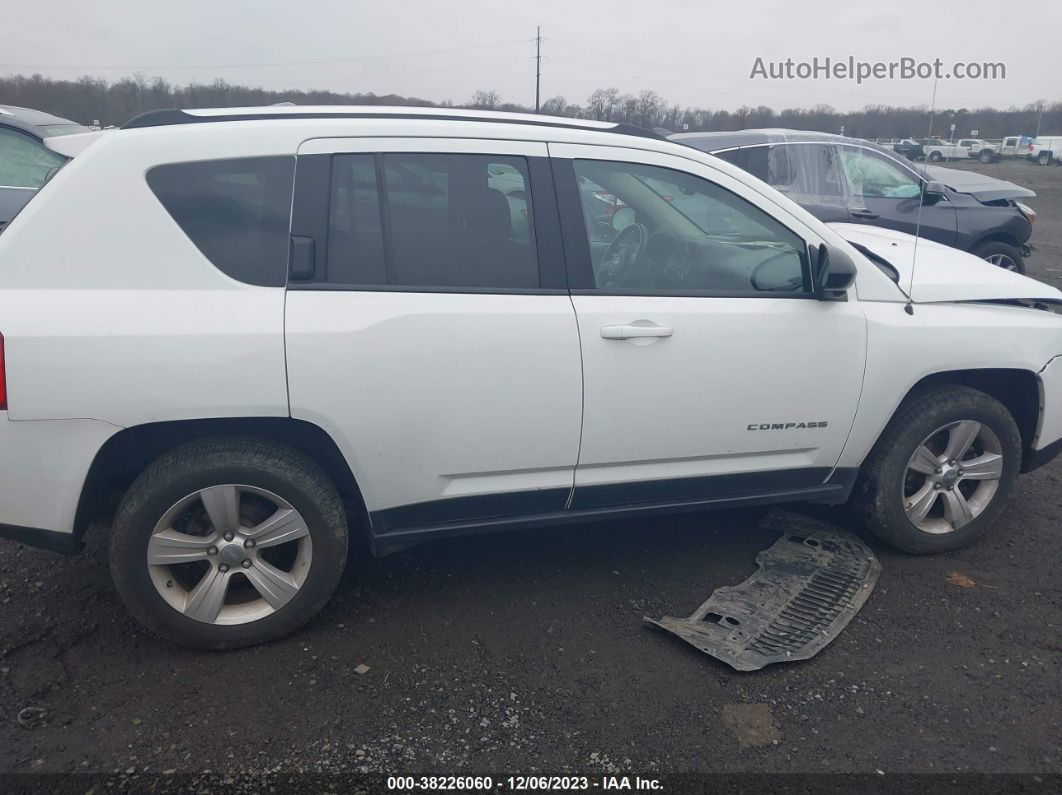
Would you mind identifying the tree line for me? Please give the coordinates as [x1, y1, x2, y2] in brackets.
[2, 73, 1059, 139]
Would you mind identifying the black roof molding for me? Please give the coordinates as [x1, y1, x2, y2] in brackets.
[122, 108, 666, 140]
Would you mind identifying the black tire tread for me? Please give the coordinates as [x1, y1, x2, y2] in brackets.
[109, 436, 347, 650]
[972, 240, 1026, 274]
[851, 384, 1021, 554]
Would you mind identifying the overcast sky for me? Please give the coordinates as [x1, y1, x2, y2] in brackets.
[3, 0, 1058, 112]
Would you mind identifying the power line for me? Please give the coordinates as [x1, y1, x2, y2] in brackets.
[0, 39, 528, 71]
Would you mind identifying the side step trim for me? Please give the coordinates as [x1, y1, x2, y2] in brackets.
[370, 483, 849, 556]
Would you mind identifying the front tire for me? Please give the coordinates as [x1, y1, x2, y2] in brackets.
[851, 385, 1021, 554]
[972, 240, 1025, 274]
[109, 437, 348, 649]
[1038, 152, 1052, 166]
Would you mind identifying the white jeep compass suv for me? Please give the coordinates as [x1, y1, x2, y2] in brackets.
[1, 106, 1060, 649]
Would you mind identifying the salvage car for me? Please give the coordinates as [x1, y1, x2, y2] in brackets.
[673, 129, 1036, 272]
[0, 104, 88, 230]
[1, 106, 1061, 649]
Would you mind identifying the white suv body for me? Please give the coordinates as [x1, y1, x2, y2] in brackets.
[1, 106, 1061, 648]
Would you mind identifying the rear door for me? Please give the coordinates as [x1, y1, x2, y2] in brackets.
[284, 138, 583, 535]
[743, 142, 850, 223]
[713, 143, 849, 223]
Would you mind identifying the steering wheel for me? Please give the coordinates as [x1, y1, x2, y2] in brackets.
[597, 223, 648, 287]
[750, 250, 804, 292]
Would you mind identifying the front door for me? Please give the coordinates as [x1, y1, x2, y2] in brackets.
[836, 143, 958, 246]
[549, 143, 867, 510]
[284, 138, 583, 536]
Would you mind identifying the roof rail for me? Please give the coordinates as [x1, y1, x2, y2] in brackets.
[121, 106, 666, 140]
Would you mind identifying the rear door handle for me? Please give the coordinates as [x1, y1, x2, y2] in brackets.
[600, 324, 674, 340]
[850, 209, 878, 220]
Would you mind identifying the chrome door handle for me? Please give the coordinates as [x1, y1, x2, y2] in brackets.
[600, 324, 674, 340]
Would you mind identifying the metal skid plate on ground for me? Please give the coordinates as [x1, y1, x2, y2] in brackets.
[645, 512, 880, 671]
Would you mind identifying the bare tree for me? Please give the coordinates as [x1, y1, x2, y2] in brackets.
[0, 73, 1057, 136]
[540, 96, 568, 116]
[469, 90, 500, 109]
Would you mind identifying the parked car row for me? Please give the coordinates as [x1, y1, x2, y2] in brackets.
[889, 134, 1061, 165]
[672, 130, 1037, 272]
[1, 105, 1060, 649]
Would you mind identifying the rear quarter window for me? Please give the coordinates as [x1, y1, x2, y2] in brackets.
[146, 156, 295, 287]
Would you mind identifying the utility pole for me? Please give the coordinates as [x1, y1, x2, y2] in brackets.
[535, 26, 542, 114]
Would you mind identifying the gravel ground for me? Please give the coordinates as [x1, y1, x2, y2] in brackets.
[943, 158, 1062, 290]
[1, 159, 1060, 786]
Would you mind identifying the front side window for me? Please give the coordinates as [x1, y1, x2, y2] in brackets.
[147, 156, 295, 287]
[326, 152, 538, 289]
[837, 147, 922, 200]
[572, 159, 807, 294]
[0, 127, 65, 189]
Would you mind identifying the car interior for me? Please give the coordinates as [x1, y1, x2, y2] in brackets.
[575, 159, 808, 293]
[328, 152, 539, 289]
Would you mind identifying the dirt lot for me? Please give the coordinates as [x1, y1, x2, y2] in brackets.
[1, 160, 1060, 787]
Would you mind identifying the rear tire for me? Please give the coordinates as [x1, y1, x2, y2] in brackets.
[851, 385, 1021, 554]
[1038, 152, 1052, 166]
[929, 151, 943, 162]
[979, 150, 994, 163]
[109, 437, 348, 649]
[972, 240, 1025, 274]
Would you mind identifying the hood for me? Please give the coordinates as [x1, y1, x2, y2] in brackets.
[921, 165, 1035, 202]
[830, 223, 1062, 304]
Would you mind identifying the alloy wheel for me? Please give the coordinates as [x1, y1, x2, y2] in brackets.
[984, 253, 1019, 271]
[146, 485, 313, 625]
[902, 420, 1003, 534]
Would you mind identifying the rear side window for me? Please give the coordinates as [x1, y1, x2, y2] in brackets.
[147, 156, 295, 287]
[743, 144, 843, 201]
[325, 152, 538, 290]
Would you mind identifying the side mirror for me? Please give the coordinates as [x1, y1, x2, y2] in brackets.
[813, 244, 857, 300]
[922, 180, 946, 204]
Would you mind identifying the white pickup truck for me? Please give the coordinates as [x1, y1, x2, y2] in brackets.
[1031, 136, 1062, 166]
[922, 140, 970, 162]
[998, 135, 1036, 160]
